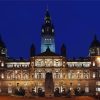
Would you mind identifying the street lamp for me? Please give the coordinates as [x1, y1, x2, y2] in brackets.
[96, 57, 100, 64]
[94, 57, 100, 67]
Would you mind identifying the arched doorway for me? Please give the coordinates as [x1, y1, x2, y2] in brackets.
[45, 72, 54, 96]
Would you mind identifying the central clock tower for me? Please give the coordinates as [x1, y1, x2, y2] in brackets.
[41, 9, 55, 53]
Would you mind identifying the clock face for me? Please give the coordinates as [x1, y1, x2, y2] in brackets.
[42, 29, 44, 33]
[52, 29, 54, 32]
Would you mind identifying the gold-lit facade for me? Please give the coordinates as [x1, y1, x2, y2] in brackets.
[0, 9, 100, 96]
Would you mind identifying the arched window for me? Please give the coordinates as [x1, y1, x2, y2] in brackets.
[8, 83, 12, 93]
[1, 73, 4, 79]
[38, 72, 42, 79]
[84, 71, 89, 79]
[85, 83, 89, 93]
[23, 74, 29, 80]
[68, 71, 72, 79]
[93, 72, 95, 78]
[55, 72, 60, 79]
[15, 71, 21, 80]
[1, 62, 4, 67]
[7, 74, 10, 79]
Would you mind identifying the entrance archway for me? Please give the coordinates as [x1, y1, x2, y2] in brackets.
[45, 72, 54, 96]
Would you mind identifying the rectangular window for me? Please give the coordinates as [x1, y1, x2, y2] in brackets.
[93, 62, 95, 66]
[98, 88, 100, 92]
[0, 88, 1, 93]
[96, 81, 100, 86]
[96, 88, 100, 92]
[8, 83, 12, 94]
[93, 72, 95, 78]
[85, 87, 89, 93]
[8, 87, 12, 93]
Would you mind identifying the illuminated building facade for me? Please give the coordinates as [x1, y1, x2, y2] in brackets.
[0, 9, 100, 96]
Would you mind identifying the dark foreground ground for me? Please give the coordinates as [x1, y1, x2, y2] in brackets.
[0, 96, 97, 100]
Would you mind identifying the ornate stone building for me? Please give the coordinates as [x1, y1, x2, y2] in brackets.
[0, 9, 100, 96]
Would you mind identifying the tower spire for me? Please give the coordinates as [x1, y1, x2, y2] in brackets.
[94, 34, 97, 41]
[45, 5, 51, 22]
[61, 44, 67, 57]
[41, 8, 55, 53]
[46, 4, 48, 11]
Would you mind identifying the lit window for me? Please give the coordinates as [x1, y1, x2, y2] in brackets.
[55, 72, 60, 79]
[8, 83, 12, 93]
[96, 57, 100, 67]
[97, 48, 100, 55]
[15, 70, 17, 74]
[84, 70, 89, 79]
[17, 65, 20, 68]
[96, 88, 100, 92]
[96, 81, 100, 86]
[1, 62, 4, 67]
[23, 74, 28, 80]
[68, 71, 73, 79]
[67, 62, 75, 67]
[93, 62, 95, 66]
[85, 83, 89, 93]
[7, 75, 10, 79]
[7, 64, 13, 68]
[25, 65, 27, 67]
[93, 72, 95, 78]
[98, 88, 100, 92]
[85, 87, 89, 93]
[14, 64, 16, 67]
[8, 86, 12, 94]
[0, 88, 1, 93]
[22, 64, 24, 67]
[54, 59, 62, 67]
[38, 72, 42, 79]
[1, 74, 4, 79]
